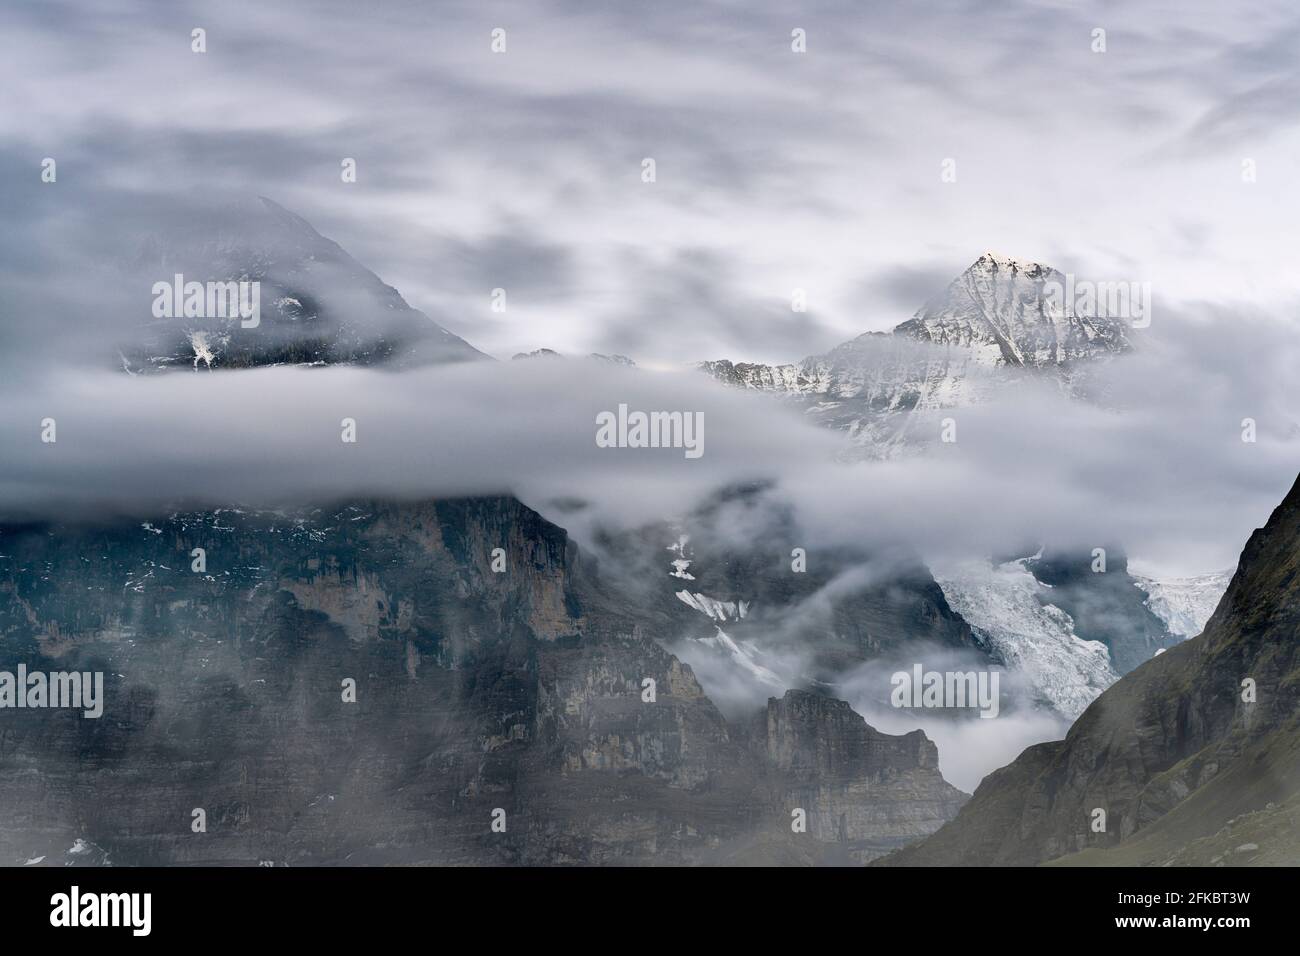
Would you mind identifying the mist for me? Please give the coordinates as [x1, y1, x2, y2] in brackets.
[2, 310, 1295, 582]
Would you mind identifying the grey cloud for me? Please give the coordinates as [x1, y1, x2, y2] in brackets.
[601, 247, 846, 364]
[1, 302, 1295, 581]
[855, 262, 961, 320]
[1, 0, 1298, 586]
[1179, 72, 1300, 153]
[6, 0, 1299, 365]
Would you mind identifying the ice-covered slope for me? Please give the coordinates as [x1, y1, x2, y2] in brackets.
[932, 558, 1230, 718]
[934, 559, 1117, 720]
[1133, 569, 1234, 640]
[698, 253, 1133, 457]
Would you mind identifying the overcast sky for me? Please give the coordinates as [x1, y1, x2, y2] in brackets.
[1, 0, 1298, 580]
[4, 0, 1299, 365]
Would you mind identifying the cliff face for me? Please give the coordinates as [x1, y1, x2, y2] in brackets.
[881, 473, 1300, 866]
[0, 497, 964, 865]
[746, 692, 967, 863]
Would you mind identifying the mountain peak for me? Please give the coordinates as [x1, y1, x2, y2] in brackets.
[894, 253, 1131, 367]
[252, 194, 328, 240]
[696, 249, 1140, 458]
[969, 251, 1053, 276]
[511, 349, 636, 367]
[122, 196, 487, 373]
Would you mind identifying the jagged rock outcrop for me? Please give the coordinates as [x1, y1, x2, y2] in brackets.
[695, 359, 803, 391]
[744, 691, 967, 862]
[880, 473, 1300, 866]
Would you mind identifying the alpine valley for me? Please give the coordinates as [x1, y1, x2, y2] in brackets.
[0, 200, 1277, 867]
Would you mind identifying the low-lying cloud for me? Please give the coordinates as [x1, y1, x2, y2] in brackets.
[2, 308, 1297, 582]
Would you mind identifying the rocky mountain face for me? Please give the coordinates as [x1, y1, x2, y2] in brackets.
[0, 499, 965, 865]
[122, 196, 486, 373]
[880, 473, 1300, 866]
[742, 692, 967, 862]
[696, 359, 806, 391]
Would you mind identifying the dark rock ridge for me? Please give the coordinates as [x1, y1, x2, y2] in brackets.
[0, 500, 964, 865]
[880, 473, 1300, 866]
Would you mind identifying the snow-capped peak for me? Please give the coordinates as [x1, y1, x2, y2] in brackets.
[971, 251, 1052, 275]
[893, 253, 1131, 368]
